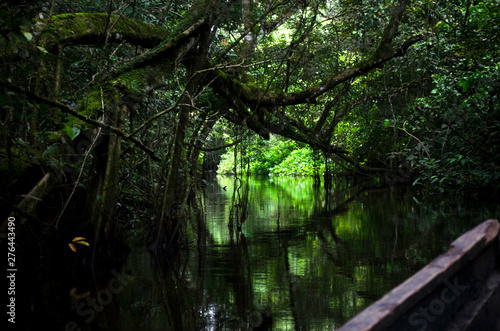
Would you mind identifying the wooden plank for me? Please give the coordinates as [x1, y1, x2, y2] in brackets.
[338, 219, 500, 331]
[445, 271, 500, 330]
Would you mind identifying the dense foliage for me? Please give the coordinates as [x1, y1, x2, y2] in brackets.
[216, 0, 500, 190]
[218, 135, 325, 176]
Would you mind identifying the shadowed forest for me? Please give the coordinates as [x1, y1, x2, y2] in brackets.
[1, 0, 499, 329]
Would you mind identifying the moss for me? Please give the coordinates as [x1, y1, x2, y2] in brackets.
[172, 0, 207, 32]
[76, 85, 120, 120]
[114, 69, 146, 92]
[45, 13, 170, 49]
[79, 90, 104, 115]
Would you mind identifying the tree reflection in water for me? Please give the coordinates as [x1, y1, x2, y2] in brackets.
[24, 176, 498, 330]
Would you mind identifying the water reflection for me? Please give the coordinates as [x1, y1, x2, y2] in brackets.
[194, 176, 497, 330]
[21, 176, 498, 330]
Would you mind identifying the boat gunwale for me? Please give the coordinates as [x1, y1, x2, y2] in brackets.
[339, 219, 500, 331]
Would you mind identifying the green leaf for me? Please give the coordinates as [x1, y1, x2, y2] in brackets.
[457, 77, 470, 92]
[37, 46, 49, 54]
[65, 126, 75, 140]
[72, 127, 81, 140]
[44, 144, 58, 157]
[65, 126, 81, 141]
[22, 31, 33, 41]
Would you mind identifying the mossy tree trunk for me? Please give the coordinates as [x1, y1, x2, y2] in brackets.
[83, 98, 126, 247]
[150, 24, 218, 252]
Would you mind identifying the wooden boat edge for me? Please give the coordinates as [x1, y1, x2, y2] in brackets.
[338, 219, 500, 331]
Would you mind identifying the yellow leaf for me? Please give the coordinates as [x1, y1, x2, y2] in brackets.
[72, 236, 87, 242]
[75, 240, 89, 247]
[70, 287, 90, 299]
[68, 243, 77, 252]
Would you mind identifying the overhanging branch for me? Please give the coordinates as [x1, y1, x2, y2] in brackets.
[211, 0, 421, 108]
[3, 84, 161, 161]
[199, 138, 243, 152]
[42, 13, 170, 50]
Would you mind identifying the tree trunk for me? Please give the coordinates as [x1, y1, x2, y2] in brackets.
[153, 102, 191, 253]
[83, 101, 126, 245]
[0, 171, 58, 232]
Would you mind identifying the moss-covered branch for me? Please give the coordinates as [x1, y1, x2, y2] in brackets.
[211, 0, 421, 108]
[110, 18, 207, 80]
[217, 33, 422, 108]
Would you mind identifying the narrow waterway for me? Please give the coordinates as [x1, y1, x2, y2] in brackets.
[18, 176, 499, 330]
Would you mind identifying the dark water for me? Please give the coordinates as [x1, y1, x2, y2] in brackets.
[11, 176, 499, 330]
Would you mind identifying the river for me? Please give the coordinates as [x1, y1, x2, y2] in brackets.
[17, 175, 499, 330]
